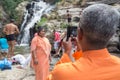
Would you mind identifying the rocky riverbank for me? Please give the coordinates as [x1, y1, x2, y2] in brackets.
[0, 53, 59, 80]
[0, 52, 120, 80]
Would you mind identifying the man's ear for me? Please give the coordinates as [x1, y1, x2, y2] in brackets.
[77, 28, 83, 40]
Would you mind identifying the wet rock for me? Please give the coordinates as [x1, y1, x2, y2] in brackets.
[73, 17, 80, 22]
[99, 0, 120, 5]
[108, 46, 120, 53]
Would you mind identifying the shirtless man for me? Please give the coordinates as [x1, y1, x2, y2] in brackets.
[3, 19, 19, 57]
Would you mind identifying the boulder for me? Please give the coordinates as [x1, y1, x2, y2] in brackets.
[73, 16, 80, 22]
[99, 0, 120, 5]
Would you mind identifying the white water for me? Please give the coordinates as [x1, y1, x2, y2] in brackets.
[18, 0, 54, 46]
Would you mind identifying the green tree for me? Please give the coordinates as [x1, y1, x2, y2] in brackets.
[0, 0, 31, 21]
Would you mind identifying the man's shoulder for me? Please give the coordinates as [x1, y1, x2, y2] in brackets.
[11, 23, 17, 27]
[4, 23, 10, 27]
[53, 62, 76, 73]
[111, 55, 120, 63]
[5, 23, 17, 27]
[50, 62, 80, 80]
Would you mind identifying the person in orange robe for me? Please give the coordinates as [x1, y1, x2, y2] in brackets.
[47, 4, 120, 80]
[31, 26, 51, 80]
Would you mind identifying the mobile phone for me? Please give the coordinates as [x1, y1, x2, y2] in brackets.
[66, 26, 77, 41]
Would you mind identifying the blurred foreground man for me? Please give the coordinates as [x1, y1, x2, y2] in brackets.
[47, 4, 120, 80]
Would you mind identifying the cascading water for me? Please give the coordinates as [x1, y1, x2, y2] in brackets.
[18, 0, 54, 46]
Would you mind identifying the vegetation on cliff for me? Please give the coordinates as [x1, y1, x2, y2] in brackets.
[0, 0, 31, 22]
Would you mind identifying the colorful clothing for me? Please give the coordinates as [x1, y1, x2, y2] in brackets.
[31, 34, 51, 80]
[72, 50, 82, 60]
[0, 38, 9, 53]
[47, 48, 120, 80]
[54, 32, 60, 41]
[54, 32, 60, 50]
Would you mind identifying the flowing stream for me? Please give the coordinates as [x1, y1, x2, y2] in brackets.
[18, 0, 54, 46]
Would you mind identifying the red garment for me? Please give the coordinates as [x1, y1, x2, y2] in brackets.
[54, 32, 60, 41]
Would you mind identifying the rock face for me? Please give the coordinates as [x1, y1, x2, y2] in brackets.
[44, 0, 56, 4]
[108, 33, 120, 53]
[41, 0, 120, 53]
[99, 0, 120, 4]
[0, 5, 9, 36]
[107, 5, 120, 53]
[0, 6, 8, 24]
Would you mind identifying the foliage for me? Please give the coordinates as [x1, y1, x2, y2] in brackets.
[60, 22, 68, 29]
[37, 17, 48, 26]
[54, 0, 62, 3]
[33, 17, 48, 31]
[0, 0, 31, 21]
[0, 11, 2, 20]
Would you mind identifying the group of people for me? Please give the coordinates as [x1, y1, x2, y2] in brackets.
[1, 3, 120, 80]
[30, 3, 120, 80]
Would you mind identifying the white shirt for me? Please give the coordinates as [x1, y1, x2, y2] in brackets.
[11, 54, 26, 65]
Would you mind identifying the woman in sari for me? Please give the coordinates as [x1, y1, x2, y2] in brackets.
[31, 26, 51, 80]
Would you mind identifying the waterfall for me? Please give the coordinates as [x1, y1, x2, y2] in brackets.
[18, 0, 54, 46]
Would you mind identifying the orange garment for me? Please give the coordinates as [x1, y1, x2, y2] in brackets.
[31, 35, 51, 80]
[56, 50, 82, 65]
[55, 53, 71, 65]
[72, 50, 82, 60]
[47, 48, 120, 80]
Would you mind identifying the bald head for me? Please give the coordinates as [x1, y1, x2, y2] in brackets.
[80, 4, 120, 47]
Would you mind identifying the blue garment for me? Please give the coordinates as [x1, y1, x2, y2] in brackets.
[0, 38, 9, 49]
[0, 58, 12, 70]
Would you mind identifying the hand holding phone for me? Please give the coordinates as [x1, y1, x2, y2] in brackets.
[66, 26, 77, 41]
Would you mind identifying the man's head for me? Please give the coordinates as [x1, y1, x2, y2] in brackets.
[78, 4, 120, 50]
[67, 10, 69, 13]
[10, 19, 15, 23]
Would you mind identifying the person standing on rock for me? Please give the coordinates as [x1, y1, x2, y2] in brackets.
[31, 26, 51, 80]
[47, 4, 120, 80]
[66, 10, 72, 26]
[53, 29, 60, 55]
[3, 19, 19, 57]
